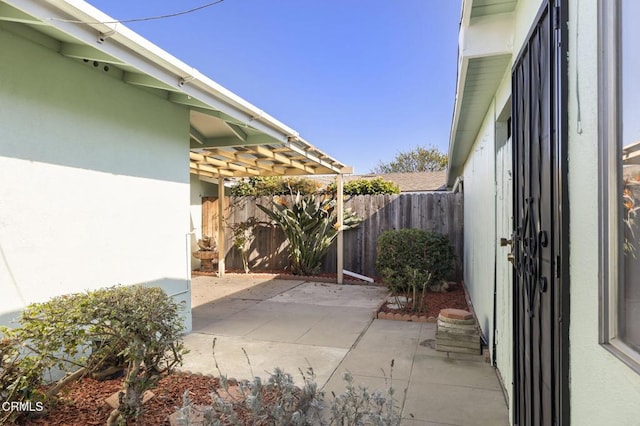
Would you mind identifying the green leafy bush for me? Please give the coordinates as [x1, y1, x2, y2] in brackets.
[0, 335, 47, 424]
[230, 176, 320, 197]
[258, 194, 362, 275]
[327, 177, 400, 195]
[1, 285, 187, 425]
[376, 229, 454, 293]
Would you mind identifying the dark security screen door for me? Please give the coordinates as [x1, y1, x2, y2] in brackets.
[511, 1, 569, 425]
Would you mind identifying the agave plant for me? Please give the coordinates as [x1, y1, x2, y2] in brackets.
[257, 193, 361, 275]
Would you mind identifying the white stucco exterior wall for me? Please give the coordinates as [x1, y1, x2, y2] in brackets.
[462, 103, 497, 353]
[460, 72, 514, 420]
[567, 1, 640, 424]
[0, 24, 192, 330]
[492, 68, 514, 419]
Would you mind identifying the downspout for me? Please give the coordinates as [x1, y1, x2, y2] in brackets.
[452, 176, 464, 193]
[167, 231, 194, 298]
[492, 259, 498, 366]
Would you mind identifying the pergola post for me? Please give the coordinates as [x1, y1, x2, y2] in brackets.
[217, 176, 225, 276]
[336, 174, 344, 284]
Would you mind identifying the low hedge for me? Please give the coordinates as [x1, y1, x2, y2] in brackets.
[376, 228, 455, 292]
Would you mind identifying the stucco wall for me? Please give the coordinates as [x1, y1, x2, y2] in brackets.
[567, 0, 640, 424]
[462, 104, 496, 354]
[492, 68, 514, 419]
[0, 24, 192, 330]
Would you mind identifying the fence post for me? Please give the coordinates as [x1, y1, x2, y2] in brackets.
[217, 177, 225, 276]
[337, 174, 344, 284]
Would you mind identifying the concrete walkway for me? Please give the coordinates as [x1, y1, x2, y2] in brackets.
[181, 275, 509, 425]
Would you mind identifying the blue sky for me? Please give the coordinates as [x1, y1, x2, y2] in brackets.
[87, 0, 461, 174]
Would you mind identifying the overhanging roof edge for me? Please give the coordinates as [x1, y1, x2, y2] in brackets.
[3, 0, 351, 174]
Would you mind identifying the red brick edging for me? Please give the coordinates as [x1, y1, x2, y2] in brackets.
[375, 311, 438, 323]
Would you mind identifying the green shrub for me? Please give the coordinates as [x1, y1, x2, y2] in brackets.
[376, 229, 454, 293]
[1, 285, 187, 425]
[230, 176, 320, 196]
[327, 177, 400, 195]
[0, 335, 47, 424]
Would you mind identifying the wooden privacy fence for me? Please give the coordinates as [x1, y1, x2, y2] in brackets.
[201, 192, 464, 280]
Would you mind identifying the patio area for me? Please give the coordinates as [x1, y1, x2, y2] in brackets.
[181, 275, 509, 425]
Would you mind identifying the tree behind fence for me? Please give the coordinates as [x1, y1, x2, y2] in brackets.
[201, 192, 463, 280]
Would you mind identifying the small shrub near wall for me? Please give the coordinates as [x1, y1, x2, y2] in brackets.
[0, 285, 187, 425]
[376, 228, 455, 293]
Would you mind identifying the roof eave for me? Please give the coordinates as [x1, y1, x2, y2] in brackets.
[3, 0, 350, 175]
[447, 6, 515, 187]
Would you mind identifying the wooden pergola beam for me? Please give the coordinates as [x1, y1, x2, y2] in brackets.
[202, 156, 260, 175]
[189, 161, 234, 177]
[204, 149, 274, 173]
[245, 145, 316, 174]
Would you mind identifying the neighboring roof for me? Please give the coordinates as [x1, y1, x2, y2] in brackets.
[623, 140, 640, 165]
[447, 0, 515, 186]
[0, 0, 351, 178]
[345, 172, 447, 192]
[312, 171, 447, 192]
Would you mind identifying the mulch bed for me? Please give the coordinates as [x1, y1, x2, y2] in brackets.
[22, 373, 298, 426]
[22, 373, 220, 426]
[377, 282, 470, 320]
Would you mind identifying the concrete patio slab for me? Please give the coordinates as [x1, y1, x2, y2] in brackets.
[269, 281, 388, 308]
[402, 382, 508, 426]
[333, 320, 422, 380]
[409, 355, 503, 391]
[192, 298, 259, 322]
[191, 275, 304, 307]
[295, 306, 375, 348]
[193, 308, 275, 336]
[181, 275, 509, 425]
[180, 333, 348, 387]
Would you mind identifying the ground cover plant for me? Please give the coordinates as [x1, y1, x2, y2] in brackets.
[0, 285, 187, 425]
[174, 342, 401, 426]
